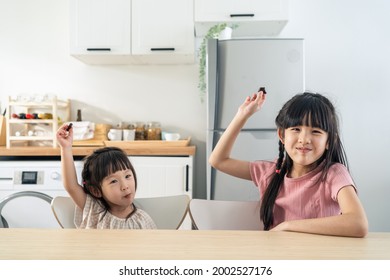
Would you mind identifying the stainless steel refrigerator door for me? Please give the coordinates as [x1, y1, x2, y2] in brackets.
[216, 38, 305, 130]
[209, 130, 279, 201]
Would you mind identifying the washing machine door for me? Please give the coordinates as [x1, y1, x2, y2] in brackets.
[0, 191, 59, 228]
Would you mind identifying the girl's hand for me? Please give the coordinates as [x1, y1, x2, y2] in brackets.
[238, 91, 266, 118]
[56, 123, 73, 149]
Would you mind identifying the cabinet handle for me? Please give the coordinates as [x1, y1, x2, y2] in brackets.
[185, 164, 189, 192]
[86, 48, 111, 51]
[150, 48, 175, 51]
[230, 14, 255, 17]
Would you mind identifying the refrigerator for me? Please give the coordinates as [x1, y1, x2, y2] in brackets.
[206, 38, 305, 201]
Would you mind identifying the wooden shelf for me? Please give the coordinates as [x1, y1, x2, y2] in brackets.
[8, 100, 69, 108]
[6, 96, 70, 148]
[8, 119, 55, 124]
[8, 136, 54, 141]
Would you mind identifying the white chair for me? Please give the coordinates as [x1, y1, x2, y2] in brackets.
[0, 191, 53, 228]
[134, 194, 190, 229]
[188, 199, 263, 230]
[51, 194, 190, 229]
[51, 196, 77, 228]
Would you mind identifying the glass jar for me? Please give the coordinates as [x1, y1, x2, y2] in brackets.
[146, 122, 162, 140]
[134, 122, 146, 140]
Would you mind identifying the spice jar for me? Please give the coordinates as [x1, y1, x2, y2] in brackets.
[134, 122, 146, 140]
[146, 122, 162, 140]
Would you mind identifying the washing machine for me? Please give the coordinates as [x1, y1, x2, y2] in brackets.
[0, 158, 83, 228]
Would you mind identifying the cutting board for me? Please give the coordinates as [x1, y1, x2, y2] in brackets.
[0, 116, 6, 146]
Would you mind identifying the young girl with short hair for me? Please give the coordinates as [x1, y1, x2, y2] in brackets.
[56, 125, 156, 229]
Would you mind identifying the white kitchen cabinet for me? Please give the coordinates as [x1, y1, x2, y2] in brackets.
[131, 0, 194, 64]
[69, 0, 194, 64]
[130, 156, 193, 199]
[194, 0, 289, 37]
[6, 96, 70, 148]
[129, 156, 193, 229]
[69, 0, 131, 63]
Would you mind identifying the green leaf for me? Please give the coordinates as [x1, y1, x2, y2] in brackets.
[197, 23, 239, 102]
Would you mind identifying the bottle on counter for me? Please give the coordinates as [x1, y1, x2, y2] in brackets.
[76, 109, 82, 121]
[146, 122, 162, 140]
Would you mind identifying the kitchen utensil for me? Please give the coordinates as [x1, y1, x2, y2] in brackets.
[107, 129, 122, 141]
[164, 133, 180, 141]
[122, 129, 135, 141]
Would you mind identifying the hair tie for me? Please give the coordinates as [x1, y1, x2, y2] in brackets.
[275, 169, 281, 174]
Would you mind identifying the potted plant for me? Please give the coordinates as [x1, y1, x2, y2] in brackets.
[198, 23, 238, 102]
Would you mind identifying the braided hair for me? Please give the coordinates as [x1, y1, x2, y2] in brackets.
[81, 147, 137, 214]
[260, 92, 348, 230]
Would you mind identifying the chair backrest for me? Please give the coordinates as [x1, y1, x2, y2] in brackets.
[0, 191, 53, 228]
[188, 199, 263, 230]
[51, 194, 190, 229]
[51, 196, 77, 228]
[134, 195, 190, 229]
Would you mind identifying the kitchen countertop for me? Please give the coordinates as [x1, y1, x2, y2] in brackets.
[0, 145, 196, 157]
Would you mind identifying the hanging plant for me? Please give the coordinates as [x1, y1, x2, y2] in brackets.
[197, 23, 238, 102]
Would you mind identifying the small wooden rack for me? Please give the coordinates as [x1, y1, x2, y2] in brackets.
[6, 96, 70, 148]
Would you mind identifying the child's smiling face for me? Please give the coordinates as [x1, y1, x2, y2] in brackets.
[279, 125, 328, 177]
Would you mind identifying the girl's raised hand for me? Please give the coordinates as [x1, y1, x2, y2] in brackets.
[238, 90, 266, 118]
[56, 123, 73, 148]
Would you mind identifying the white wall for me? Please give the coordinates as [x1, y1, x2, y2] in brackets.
[1, 0, 389, 231]
[0, 0, 207, 201]
[280, 0, 390, 231]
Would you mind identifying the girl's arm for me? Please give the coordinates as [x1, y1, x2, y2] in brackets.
[271, 186, 368, 237]
[209, 91, 266, 180]
[56, 124, 87, 210]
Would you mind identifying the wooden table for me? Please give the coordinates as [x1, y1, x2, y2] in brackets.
[1, 229, 389, 260]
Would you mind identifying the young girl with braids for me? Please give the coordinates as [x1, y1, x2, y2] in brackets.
[209, 90, 368, 237]
[56, 125, 156, 229]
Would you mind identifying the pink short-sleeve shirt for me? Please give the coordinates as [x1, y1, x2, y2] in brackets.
[250, 161, 356, 228]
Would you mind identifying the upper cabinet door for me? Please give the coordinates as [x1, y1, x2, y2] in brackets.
[194, 0, 289, 37]
[195, 0, 288, 21]
[131, 0, 194, 63]
[70, 0, 131, 55]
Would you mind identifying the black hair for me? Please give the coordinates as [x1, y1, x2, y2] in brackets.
[260, 92, 348, 230]
[81, 147, 137, 214]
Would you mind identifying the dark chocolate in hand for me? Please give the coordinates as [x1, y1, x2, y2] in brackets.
[258, 87, 267, 94]
[66, 123, 73, 131]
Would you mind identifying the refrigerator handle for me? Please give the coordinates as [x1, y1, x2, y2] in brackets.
[206, 39, 218, 131]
